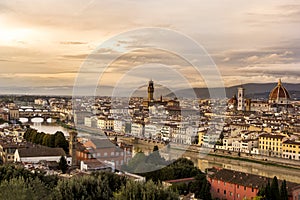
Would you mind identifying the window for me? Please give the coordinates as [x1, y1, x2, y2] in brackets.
[104, 152, 108, 157]
[244, 186, 246, 190]
[224, 190, 226, 195]
[217, 189, 220, 193]
[111, 152, 114, 156]
[252, 188, 254, 192]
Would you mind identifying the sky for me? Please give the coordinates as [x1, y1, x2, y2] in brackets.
[1, 0, 300, 95]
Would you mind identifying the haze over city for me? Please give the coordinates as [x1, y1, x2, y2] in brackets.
[1, 0, 300, 96]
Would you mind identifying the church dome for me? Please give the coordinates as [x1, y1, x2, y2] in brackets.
[269, 79, 290, 101]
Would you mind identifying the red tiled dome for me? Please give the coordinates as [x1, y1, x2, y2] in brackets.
[269, 79, 290, 101]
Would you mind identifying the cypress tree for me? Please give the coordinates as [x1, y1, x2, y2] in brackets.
[280, 180, 288, 200]
[270, 176, 280, 200]
[265, 181, 271, 200]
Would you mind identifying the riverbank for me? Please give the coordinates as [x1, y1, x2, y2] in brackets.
[120, 137, 300, 170]
[168, 143, 300, 170]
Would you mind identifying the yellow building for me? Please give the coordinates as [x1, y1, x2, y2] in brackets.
[258, 133, 285, 157]
[282, 140, 300, 160]
[198, 131, 205, 146]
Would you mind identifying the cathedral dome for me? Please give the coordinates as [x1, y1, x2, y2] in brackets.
[269, 79, 290, 101]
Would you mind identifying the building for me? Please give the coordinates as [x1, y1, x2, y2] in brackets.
[142, 80, 168, 108]
[113, 119, 125, 133]
[282, 140, 300, 160]
[208, 168, 299, 200]
[9, 108, 19, 121]
[97, 117, 114, 130]
[237, 87, 245, 111]
[14, 146, 66, 163]
[131, 122, 144, 137]
[69, 131, 77, 166]
[80, 159, 114, 172]
[0, 143, 19, 163]
[148, 79, 154, 101]
[77, 138, 132, 170]
[229, 79, 293, 113]
[258, 133, 285, 157]
[269, 79, 292, 112]
[74, 111, 91, 125]
[144, 124, 158, 139]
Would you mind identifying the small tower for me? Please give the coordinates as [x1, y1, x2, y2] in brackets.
[237, 87, 245, 111]
[69, 131, 78, 166]
[148, 80, 154, 101]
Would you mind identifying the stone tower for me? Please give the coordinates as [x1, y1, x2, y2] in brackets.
[237, 87, 245, 111]
[69, 131, 78, 166]
[148, 80, 154, 101]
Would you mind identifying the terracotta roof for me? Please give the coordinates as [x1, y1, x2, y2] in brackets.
[208, 168, 299, 191]
[17, 146, 65, 157]
[165, 177, 195, 183]
[283, 140, 300, 145]
[82, 159, 109, 169]
[84, 138, 116, 149]
[258, 133, 286, 139]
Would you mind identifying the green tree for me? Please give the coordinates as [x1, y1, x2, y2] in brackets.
[114, 180, 178, 200]
[58, 156, 68, 174]
[52, 171, 126, 200]
[280, 180, 288, 200]
[42, 134, 49, 146]
[271, 176, 280, 200]
[265, 180, 271, 200]
[54, 131, 68, 153]
[49, 134, 55, 147]
[0, 177, 50, 200]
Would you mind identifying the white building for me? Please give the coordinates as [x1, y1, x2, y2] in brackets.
[131, 123, 144, 137]
[114, 119, 125, 133]
[14, 147, 67, 164]
[144, 124, 158, 139]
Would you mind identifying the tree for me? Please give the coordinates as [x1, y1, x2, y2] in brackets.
[265, 180, 271, 200]
[52, 171, 127, 200]
[58, 156, 68, 174]
[54, 131, 68, 153]
[0, 177, 50, 200]
[270, 176, 280, 200]
[114, 180, 178, 200]
[280, 180, 288, 200]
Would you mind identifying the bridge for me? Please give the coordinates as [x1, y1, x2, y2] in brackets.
[18, 106, 61, 121]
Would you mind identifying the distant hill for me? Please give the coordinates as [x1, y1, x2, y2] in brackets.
[166, 82, 300, 100]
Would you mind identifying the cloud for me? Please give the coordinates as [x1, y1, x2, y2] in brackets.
[60, 41, 87, 45]
[245, 4, 300, 26]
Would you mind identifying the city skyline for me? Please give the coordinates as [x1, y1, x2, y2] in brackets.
[1, 0, 300, 95]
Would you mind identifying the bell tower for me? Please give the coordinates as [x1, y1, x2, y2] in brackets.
[237, 87, 245, 111]
[69, 131, 78, 166]
[148, 80, 154, 101]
